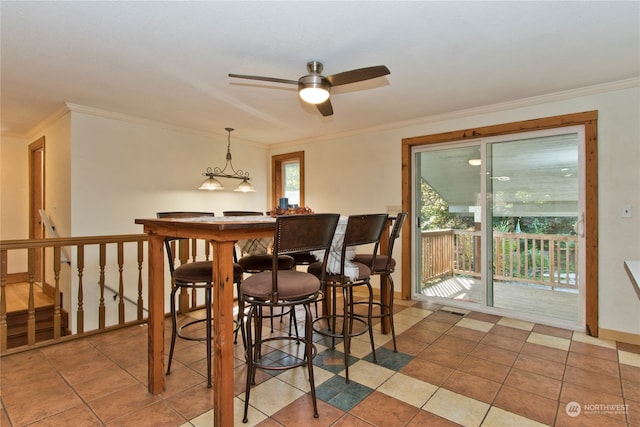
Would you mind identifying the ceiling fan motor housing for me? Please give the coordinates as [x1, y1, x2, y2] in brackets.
[298, 74, 330, 93]
[298, 60, 330, 104]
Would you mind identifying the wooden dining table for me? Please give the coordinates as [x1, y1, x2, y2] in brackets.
[135, 214, 393, 426]
[135, 215, 276, 426]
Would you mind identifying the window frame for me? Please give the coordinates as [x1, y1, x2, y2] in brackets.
[272, 151, 305, 208]
[401, 111, 599, 335]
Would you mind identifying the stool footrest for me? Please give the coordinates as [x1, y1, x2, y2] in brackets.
[252, 336, 317, 372]
[312, 315, 370, 339]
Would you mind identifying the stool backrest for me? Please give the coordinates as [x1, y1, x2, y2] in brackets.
[156, 212, 215, 273]
[385, 211, 407, 269]
[222, 211, 267, 259]
[271, 214, 340, 297]
[343, 213, 389, 275]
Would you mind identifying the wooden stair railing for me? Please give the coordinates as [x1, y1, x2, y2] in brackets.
[0, 235, 149, 354]
[0, 234, 218, 355]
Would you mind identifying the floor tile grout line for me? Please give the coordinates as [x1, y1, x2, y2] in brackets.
[35, 345, 110, 426]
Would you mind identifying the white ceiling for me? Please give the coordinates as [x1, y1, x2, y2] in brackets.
[2, 1, 639, 144]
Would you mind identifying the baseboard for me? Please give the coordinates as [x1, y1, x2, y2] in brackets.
[6, 272, 28, 284]
[599, 328, 640, 345]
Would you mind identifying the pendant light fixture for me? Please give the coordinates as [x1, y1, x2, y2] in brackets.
[198, 128, 255, 192]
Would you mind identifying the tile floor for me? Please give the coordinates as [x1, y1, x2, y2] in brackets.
[1, 298, 639, 426]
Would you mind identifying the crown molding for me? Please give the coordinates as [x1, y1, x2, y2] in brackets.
[7, 77, 638, 144]
[272, 77, 640, 148]
[22, 104, 72, 139]
[59, 103, 265, 148]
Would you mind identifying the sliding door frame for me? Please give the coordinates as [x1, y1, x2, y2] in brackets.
[401, 111, 599, 335]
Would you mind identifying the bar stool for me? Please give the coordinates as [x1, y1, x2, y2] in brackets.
[223, 211, 295, 273]
[157, 212, 244, 388]
[240, 213, 340, 422]
[352, 212, 407, 351]
[223, 211, 296, 335]
[309, 213, 388, 382]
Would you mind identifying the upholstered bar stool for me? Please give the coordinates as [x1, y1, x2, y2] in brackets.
[240, 213, 340, 422]
[223, 211, 296, 335]
[309, 213, 388, 382]
[223, 211, 295, 272]
[290, 251, 321, 316]
[157, 212, 244, 388]
[352, 211, 407, 351]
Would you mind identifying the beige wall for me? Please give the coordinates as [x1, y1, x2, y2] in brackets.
[69, 110, 269, 236]
[0, 135, 30, 273]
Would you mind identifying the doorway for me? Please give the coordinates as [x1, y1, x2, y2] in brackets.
[401, 112, 599, 335]
[29, 137, 45, 284]
[413, 128, 584, 328]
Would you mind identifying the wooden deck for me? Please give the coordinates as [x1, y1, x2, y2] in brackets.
[421, 275, 579, 322]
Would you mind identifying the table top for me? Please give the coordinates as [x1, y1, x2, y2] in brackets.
[136, 214, 275, 227]
[135, 215, 276, 240]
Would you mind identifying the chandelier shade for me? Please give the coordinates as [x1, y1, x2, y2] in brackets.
[234, 178, 256, 192]
[198, 174, 224, 191]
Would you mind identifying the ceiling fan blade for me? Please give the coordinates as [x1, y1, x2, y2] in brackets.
[326, 65, 390, 87]
[228, 73, 298, 85]
[316, 99, 333, 117]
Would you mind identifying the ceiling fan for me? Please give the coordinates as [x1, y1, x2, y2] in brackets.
[228, 61, 390, 117]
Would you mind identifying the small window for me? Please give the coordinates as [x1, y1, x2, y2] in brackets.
[272, 151, 304, 207]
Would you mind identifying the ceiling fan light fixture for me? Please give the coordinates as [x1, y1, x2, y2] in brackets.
[298, 75, 330, 104]
[299, 87, 330, 104]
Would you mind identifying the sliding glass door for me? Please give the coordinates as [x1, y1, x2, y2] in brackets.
[413, 127, 585, 327]
[414, 143, 484, 305]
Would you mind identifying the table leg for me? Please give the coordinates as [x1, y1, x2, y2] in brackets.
[211, 240, 236, 426]
[147, 233, 165, 394]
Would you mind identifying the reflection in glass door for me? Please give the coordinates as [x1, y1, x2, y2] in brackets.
[414, 143, 483, 305]
[413, 128, 584, 327]
[489, 133, 581, 323]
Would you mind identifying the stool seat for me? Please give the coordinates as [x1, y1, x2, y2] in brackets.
[352, 254, 395, 273]
[238, 254, 295, 272]
[307, 261, 372, 282]
[174, 261, 243, 283]
[241, 269, 320, 301]
[291, 251, 318, 266]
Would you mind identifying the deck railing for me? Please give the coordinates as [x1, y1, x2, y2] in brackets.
[421, 229, 578, 289]
[0, 234, 212, 355]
